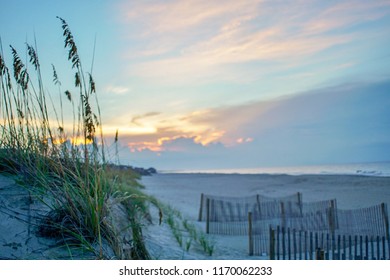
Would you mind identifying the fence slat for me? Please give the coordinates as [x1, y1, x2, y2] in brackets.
[299, 230, 302, 260]
[248, 212, 253, 256]
[309, 232, 313, 260]
[288, 228, 291, 260]
[382, 236, 386, 260]
[293, 229, 297, 259]
[269, 226, 275, 260]
[377, 236, 380, 260]
[268, 227, 390, 260]
[206, 198, 210, 234]
[348, 235, 352, 260]
[277, 226, 280, 260]
[282, 227, 286, 260]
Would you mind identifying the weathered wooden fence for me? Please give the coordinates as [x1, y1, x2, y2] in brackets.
[198, 192, 302, 222]
[251, 199, 337, 230]
[247, 199, 335, 255]
[267, 226, 390, 260]
[205, 197, 335, 236]
[336, 203, 389, 237]
[200, 192, 302, 235]
[199, 191, 390, 259]
[248, 203, 390, 258]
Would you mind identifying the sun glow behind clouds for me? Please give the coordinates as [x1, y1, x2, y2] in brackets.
[111, 114, 228, 153]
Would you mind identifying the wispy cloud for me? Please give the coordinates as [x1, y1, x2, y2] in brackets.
[118, 0, 390, 85]
[302, 1, 390, 35]
[122, 0, 260, 36]
[105, 85, 130, 95]
[131, 112, 161, 126]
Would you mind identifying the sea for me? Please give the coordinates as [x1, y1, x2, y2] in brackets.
[161, 161, 390, 177]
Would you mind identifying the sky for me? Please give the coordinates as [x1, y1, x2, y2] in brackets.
[1, 0, 390, 171]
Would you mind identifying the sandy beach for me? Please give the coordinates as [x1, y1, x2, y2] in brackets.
[141, 173, 390, 259]
[1, 172, 390, 260]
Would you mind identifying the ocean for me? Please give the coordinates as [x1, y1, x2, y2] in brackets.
[160, 161, 390, 177]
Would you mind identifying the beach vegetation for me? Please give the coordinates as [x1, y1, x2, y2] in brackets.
[0, 17, 152, 259]
[0, 17, 215, 260]
[160, 203, 215, 255]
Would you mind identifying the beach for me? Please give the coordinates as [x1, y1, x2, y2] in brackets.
[1, 172, 390, 260]
[141, 173, 390, 259]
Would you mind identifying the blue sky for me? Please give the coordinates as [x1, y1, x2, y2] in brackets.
[1, 0, 390, 170]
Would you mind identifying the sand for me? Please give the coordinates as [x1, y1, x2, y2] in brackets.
[1, 172, 389, 260]
[0, 174, 97, 260]
[0, 174, 59, 259]
[141, 173, 390, 259]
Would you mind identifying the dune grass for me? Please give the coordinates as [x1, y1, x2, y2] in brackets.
[0, 17, 152, 259]
[0, 17, 214, 260]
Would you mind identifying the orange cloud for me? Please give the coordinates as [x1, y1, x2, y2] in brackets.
[122, 106, 257, 153]
[108, 103, 263, 154]
[128, 141, 162, 152]
[127, 133, 221, 153]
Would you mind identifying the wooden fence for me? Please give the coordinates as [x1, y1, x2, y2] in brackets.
[248, 203, 389, 256]
[201, 192, 302, 235]
[204, 197, 335, 236]
[336, 203, 389, 237]
[266, 226, 390, 260]
[198, 192, 302, 222]
[199, 191, 390, 259]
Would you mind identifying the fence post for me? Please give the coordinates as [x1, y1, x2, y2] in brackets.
[248, 212, 253, 256]
[198, 193, 204, 221]
[269, 226, 275, 260]
[328, 200, 336, 236]
[206, 198, 210, 234]
[316, 248, 325, 260]
[381, 203, 389, 239]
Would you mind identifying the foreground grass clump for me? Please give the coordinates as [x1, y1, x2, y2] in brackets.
[0, 18, 152, 259]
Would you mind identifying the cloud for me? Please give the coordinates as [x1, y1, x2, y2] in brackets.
[122, 0, 259, 36]
[301, 1, 390, 36]
[117, 79, 390, 169]
[105, 85, 130, 95]
[119, 0, 390, 85]
[131, 112, 161, 126]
